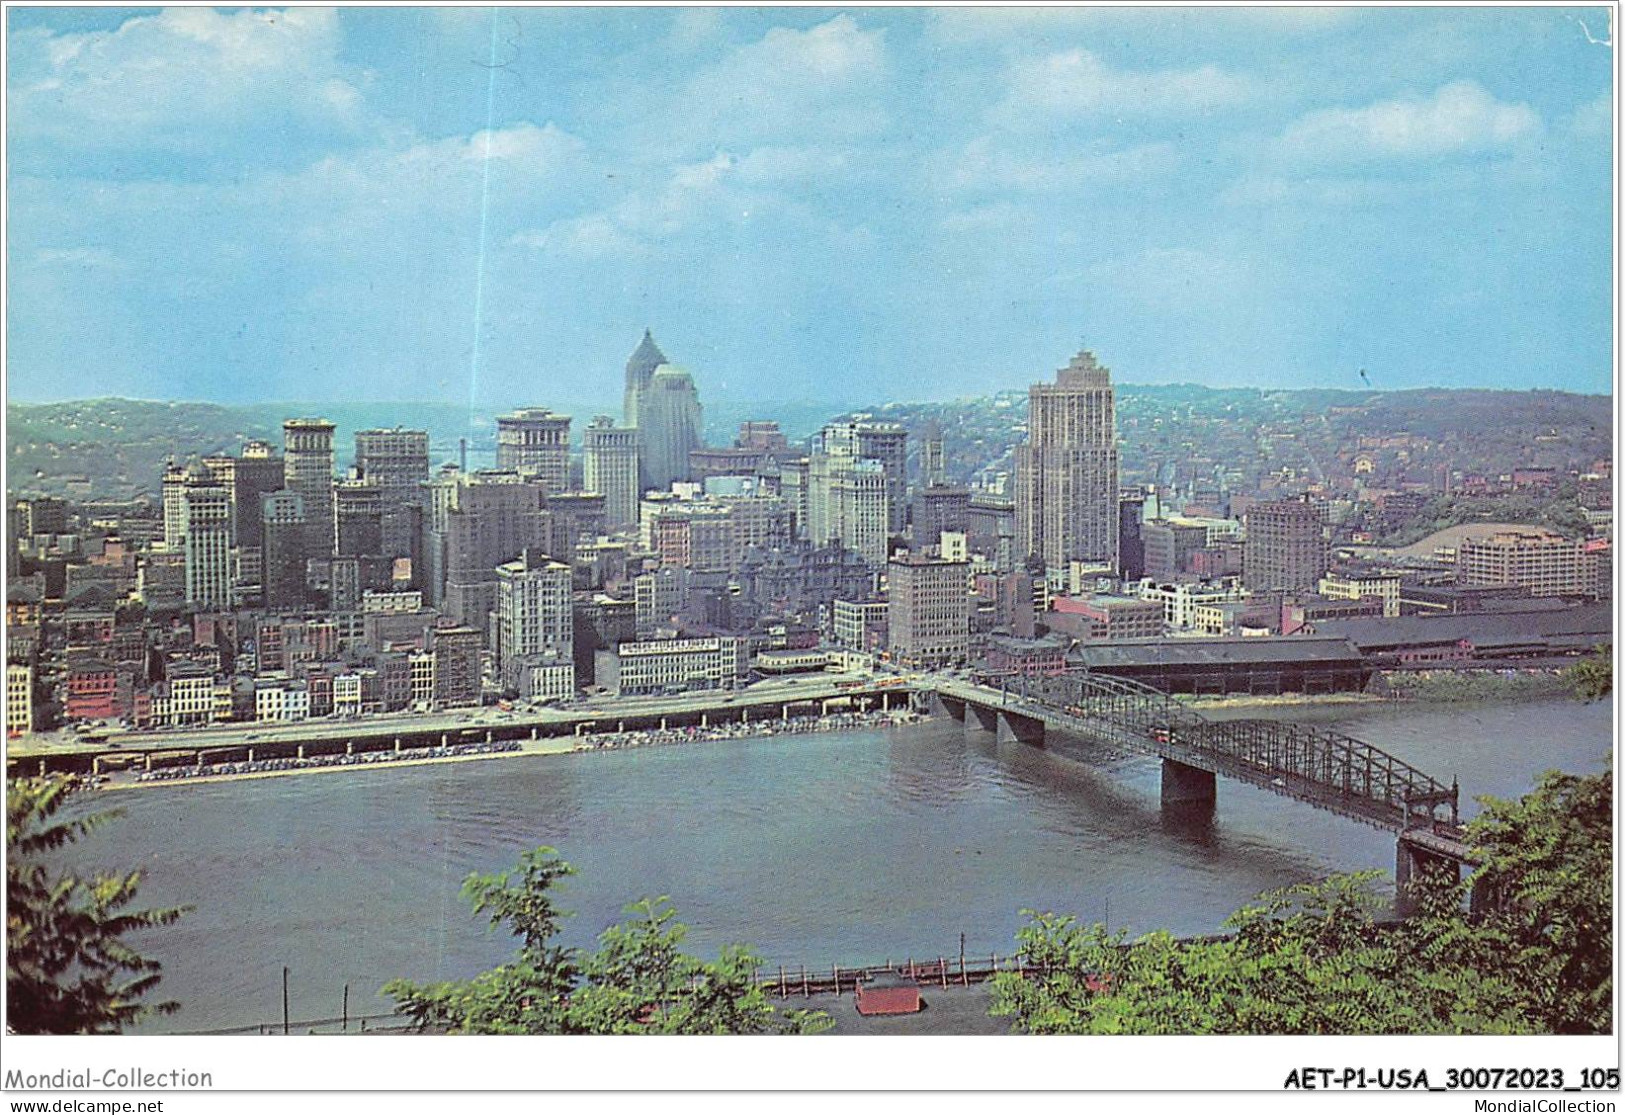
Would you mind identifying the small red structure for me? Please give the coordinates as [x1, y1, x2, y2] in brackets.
[855, 972, 922, 1016]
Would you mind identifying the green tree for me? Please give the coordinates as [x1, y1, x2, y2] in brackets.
[1565, 644, 1612, 701]
[1467, 768, 1612, 1033]
[992, 770, 1611, 1035]
[386, 847, 830, 1035]
[7, 777, 190, 1034]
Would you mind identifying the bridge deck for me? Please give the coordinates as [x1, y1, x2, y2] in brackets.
[933, 672, 1458, 832]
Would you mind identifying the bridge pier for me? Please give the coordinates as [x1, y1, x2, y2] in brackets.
[996, 710, 1045, 746]
[965, 703, 999, 735]
[1395, 831, 1464, 916]
[931, 694, 967, 722]
[1160, 759, 1216, 806]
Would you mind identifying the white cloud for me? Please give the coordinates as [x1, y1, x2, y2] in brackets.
[1219, 175, 1407, 208]
[8, 8, 367, 163]
[512, 216, 646, 260]
[930, 6, 1355, 45]
[994, 49, 1256, 124]
[672, 16, 888, 148]
[941, 137, 1180, 195]
[1274, 81, 1541, 161]
[1568, 91, 1613, 142]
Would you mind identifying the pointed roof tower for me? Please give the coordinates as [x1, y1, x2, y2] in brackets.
[625, 329, 667, 395]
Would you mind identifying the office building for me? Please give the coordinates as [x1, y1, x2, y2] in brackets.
[422, 470, 552, 631]
[161, 460, 188, 551]
[335, 479, 384, 558]
[1015, 349, 1119, 572]
[636, 364, 704, 492]
[181, 474, 233, 609]
[595, 636, 748, 697]
[8, 662, 33, 737]
[284, 418, 337, 559]
[1118, 494, 1146, 581]
[261, 491, 308, 612]
[495, 550, 575, 699]
[431, 625, 482, 709]
[887, 552, 970, 668]
[1456, 529, 1606, 598]
[1243, 497, 1327, 593]
[583, 416, 641, 528]
[495, 409, 571, 493]
[354, 428, 429, 558]
[622, 328, 667, 430]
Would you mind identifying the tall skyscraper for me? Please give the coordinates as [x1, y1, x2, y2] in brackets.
[200, 440, 284, 551]
[1243, 497, 1327, 592]
[1015, 349, 1119, 572]
[495, 409, 571, 493]
[181, 472, 232, 609]
[422, 470, 552, 630]
[261, 490, 308, 612]
[161, 459, 188, 551]
[637, 364, 704, 493]
[334, 479, 384, 557]
[354, 428, 429, 559]
[623, 328, 667, 429]
[921, 420, 947, 487]
[582, 415, 641, 529]
[283, 419, 336, 559]
[807, 422, 897, 563]
[495, 549, 575, 698]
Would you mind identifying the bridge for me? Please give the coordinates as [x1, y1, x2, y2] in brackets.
[923, 671, 1476, 905]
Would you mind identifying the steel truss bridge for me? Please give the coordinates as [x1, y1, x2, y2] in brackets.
[926, 671, 1470, 867]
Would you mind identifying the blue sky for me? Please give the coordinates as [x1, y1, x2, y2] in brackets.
[5, 6, 1615, 415]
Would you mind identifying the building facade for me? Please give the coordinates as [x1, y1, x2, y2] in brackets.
[283, 418, 337, 559]
[495, 409, 572, 493]
[1456, 530, 1606, 598]
[595, 636, 748, 696]
[1015, 350, 1119, 573]
[1243, 498, 1327, 592]
[181, 479, 233, 610]
[583, 415, 641, 528]
[495, 550, 575, 697]
[887, 553, 970, 667]
[636, 365, 704, 493]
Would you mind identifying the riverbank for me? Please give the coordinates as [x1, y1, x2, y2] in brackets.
[1376, 668, 1573, 703]
[95, 707, 927, 792]
[1181, 668, 1577, 711]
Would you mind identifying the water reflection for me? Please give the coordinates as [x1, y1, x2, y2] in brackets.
[49, 697, 1608, 1034]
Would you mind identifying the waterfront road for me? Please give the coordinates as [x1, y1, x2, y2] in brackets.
[7, 672, 923, 767]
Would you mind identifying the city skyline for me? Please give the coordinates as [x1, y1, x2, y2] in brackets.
[6, 6, 1614, 413]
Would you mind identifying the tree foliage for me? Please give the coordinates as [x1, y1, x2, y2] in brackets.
[1565, 644, 1612, 701]
[385, 847, 830, 1035]
[7, 777, 190, 1034]
[993, 770, 1611, 1035]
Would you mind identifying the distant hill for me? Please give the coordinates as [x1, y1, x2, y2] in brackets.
[7, 398, 479, 499]
[7, 385, 1611, 502]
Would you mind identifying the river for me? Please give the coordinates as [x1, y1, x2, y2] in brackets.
[49, 697, 1611, 1034]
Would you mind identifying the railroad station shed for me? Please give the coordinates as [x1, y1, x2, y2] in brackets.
[1074, 636, 1369, 695]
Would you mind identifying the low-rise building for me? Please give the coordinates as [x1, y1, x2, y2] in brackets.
[7, 662, 32, 737]
[594, 636, 748, 696]
[1319, 569, 1402, 618]
[1049, 594, 1164, 641]
[1457, 529, 1607, 598]
[831, 597, 889, 653]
